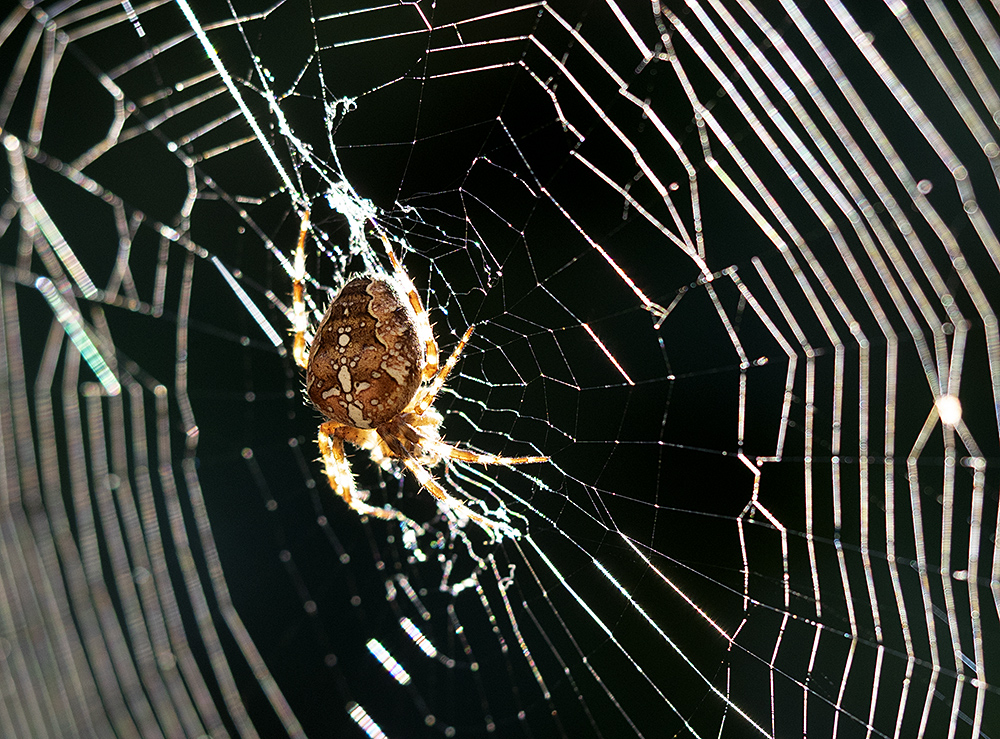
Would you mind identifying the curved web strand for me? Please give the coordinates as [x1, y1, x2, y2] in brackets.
[0, 1, 997, 737]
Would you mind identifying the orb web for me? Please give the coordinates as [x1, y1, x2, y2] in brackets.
[0, 1, 998, 737]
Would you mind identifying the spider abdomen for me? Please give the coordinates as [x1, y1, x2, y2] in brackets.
[306, 276, 423, 429]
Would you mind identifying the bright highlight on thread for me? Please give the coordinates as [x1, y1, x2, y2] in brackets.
[399, 617, 438, 658]
[366, 639, 412, 685]
[36, 277, 121, 396]
[582, 322, 634, 385]
[119, 0, 146, 37]
[210, 256, 284, 347]
[347, 702, 388, 739]
[936, 394, 962, 427]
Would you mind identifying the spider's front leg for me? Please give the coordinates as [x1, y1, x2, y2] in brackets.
[291, 209, 312, 370]
[411, 325, 475, 416]
[372, 228, 440, 382]
[318, 421, 408, 524]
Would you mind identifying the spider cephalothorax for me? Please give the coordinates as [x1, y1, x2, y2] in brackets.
[290, 211, 546, 538]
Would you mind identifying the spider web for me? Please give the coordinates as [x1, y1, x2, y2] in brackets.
[1, 0, 998, 737]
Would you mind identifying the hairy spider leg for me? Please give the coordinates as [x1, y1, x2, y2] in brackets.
[406, 323, 548, 464]
[394, 417, 548, 466]
[374, 229, 440, 381]
[412, 325, 475, 416]
[291, 209, 312, 371]
[377, 428, 518, 541]
[318, 421, 408, 523]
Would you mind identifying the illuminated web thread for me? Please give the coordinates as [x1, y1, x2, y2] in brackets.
[0, 0, 997, 737]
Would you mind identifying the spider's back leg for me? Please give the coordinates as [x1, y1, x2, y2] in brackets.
[397, 419, 547, 466]
[319, 421, 406, 523]
[377, 425, 520, 542]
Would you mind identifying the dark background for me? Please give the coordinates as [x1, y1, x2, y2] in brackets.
[1, 0, 998, 737]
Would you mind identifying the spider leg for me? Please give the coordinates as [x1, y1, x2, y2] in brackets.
[411, 325, 475, 416]
[291, 209, 312, 370]
[377, 427, 519, 541]
[373, 228, 440, 381]
[400, 457, 517, 541]
[318, 421, 407, 524]
[398, 419, 547, 466]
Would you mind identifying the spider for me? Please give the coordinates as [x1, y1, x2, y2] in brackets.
[289, 210, 547, 539]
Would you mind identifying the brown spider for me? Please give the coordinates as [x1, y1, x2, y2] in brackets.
[289, 210, 546, 539]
